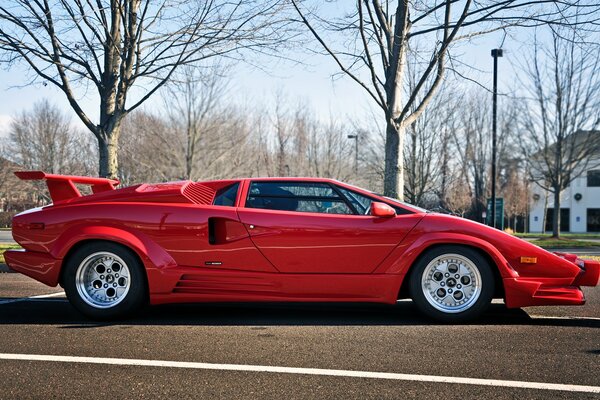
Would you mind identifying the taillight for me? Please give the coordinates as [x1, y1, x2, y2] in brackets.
[27, 223, 45, 230]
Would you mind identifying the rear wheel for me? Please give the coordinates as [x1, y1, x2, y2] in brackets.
[63, 242, 146, 319]
[409, 246, 494, 322]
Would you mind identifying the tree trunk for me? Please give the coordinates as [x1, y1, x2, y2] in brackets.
[185, 132, 194, 181]
[97, 125, 121, 180]
[383, 120, 404, 200]
[407, 123, 417, 204]
[541, 192, 548, 234]
[552, 188, 561, 238]
[439, 129, 449, 209]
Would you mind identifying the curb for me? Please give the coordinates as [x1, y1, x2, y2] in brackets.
[544, 247, 600, 253]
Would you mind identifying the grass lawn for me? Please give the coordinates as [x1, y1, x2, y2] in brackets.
[533, 239, 600, 248]
[580, 255, 600, 261]
[0, 244, 21, 264]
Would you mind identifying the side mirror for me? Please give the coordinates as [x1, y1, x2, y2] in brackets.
[370, 202, 396, 218]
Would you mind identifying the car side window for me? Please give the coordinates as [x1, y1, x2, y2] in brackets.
[213, 183, 240, 206]
[246, 182, 353, 214]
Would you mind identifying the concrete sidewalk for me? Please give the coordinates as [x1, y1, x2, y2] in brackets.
[0, 230, 14, 243]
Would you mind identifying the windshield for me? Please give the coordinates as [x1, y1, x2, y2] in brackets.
[338, 182, 429, 213]
[382, 196, 429, 213]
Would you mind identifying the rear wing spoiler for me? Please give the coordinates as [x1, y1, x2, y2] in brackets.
[14, 170, 119, 203]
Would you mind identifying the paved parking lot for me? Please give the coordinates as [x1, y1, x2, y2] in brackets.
[0, 273, 598, 399]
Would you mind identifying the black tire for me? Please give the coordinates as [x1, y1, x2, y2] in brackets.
[63, 241, 147, 319]
[409, 245, 494, 323]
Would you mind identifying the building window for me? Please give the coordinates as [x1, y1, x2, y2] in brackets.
[545, 208, 570, 232]
[588, 209, 600, 232]
[587, 170, 600, 187]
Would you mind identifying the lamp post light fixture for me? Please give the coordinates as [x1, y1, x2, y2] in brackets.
[490, 48, 503, 229]
[347, 133, 359, 173]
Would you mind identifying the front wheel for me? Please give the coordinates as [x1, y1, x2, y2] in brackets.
[63, 242, 147, 319]
[409, 246, 494, 322]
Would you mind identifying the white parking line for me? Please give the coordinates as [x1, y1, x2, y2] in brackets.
[0, 292, 65, 305]
[0, 353, 598, 394]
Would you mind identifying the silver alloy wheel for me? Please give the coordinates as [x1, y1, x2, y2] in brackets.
[75, 251, 131, 309]
[421, 253, 482, 314]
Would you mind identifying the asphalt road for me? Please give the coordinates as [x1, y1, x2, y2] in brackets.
[0, 274, 598, 399]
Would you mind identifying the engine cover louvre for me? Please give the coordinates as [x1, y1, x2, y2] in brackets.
[182, 183, 216, 205]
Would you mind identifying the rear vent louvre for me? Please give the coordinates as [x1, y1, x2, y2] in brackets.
[182, 183, 216, 205]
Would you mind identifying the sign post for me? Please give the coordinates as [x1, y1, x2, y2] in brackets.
[486, 198, 504, 230]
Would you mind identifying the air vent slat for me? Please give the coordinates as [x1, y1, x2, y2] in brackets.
[182, 183, 216, 205]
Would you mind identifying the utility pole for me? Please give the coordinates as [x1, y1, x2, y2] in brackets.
[491, 48, 503, 228]
[347, 133, 359, 173]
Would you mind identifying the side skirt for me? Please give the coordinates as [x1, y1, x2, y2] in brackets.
[147, 267, 402, 305]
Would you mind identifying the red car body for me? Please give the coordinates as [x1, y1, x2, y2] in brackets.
[4, 171, 599, 314]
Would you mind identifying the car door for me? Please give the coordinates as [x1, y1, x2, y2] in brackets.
[237, 180, 421, 274]
[150, 181, 277, 273]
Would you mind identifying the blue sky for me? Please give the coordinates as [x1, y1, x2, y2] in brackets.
[0, 15, 524, 137]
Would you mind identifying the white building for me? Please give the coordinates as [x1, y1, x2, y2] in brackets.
[529, 163, 600, 233]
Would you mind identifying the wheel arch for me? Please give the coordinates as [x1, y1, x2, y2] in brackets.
[397, 242, 505, 300]
[52, 225, 177, 293]
[385, 233, 515, 300]
[59, 239, 148, 293]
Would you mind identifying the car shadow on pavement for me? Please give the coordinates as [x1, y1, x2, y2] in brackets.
[0, 299, 598, 328]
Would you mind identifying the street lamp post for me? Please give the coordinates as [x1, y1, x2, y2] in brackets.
[491, 48, 503, 229]
[347, 133, 359, 173]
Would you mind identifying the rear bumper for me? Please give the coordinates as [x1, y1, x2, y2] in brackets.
[503, 257, 599, 308]
[3, 249, 62, 287]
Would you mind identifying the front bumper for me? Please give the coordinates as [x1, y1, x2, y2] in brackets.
[3, 249, 62, 287]
[503, 255, 599, 308]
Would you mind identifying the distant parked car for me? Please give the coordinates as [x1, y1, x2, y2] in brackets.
[4, 171, 599, 321]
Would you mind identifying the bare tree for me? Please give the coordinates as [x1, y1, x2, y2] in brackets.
[0, 157, 39, 215]
[404, 84, 459, 207]
[164, 67, 229, 180]
[119, 69, 262, 184]
[519, 28, 600, 237]
[1, 99, 95, 205]
[6, 99, 94, 175]
[252, 94, 356, 181]
[444, 176, 472, 218]
[0, 0, 288, 179]
[499, 157, 528, 232]
[291, 0, 600, 199]
[120, 106, 257, 184]
[451, 94, 489, 220]
[273, 95, 293, 176]
[118, 111, 173, 184]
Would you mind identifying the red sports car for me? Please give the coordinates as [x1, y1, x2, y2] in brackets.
[4, 171, 599, 321]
